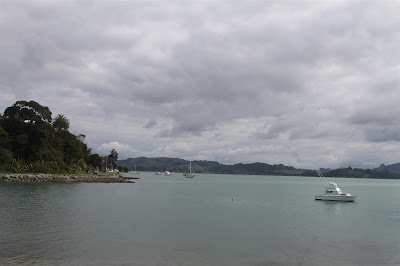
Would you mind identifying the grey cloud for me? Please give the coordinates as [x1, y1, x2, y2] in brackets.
[1, 1, 400, 169]
[144, 119, 157, 128]
[351, 112, 397, 127]
[365, 127, 400, 143]
[22, 42, 46, 69]
[254, 122, 289, 140]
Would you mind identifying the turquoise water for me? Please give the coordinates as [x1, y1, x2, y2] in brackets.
[1, 173, 400, 265]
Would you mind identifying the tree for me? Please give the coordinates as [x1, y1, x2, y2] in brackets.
[0, 124, 9, 148]
[0, 120, 13, 168]
[0, 100, 97, 173]
[52, 114, 70, 131]
[77, 134, 86, 142]
[88, 153, 103, 169]
[108, 149, 118, 169]
[78, 159, 87, 171]
[4, 100, 52, 124]
[61, 131, 90, 164]
[108, 149, 118, 161]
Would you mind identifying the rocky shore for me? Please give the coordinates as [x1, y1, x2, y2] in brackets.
[0, 173, 137, 183]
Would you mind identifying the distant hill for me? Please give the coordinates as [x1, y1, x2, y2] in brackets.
[117, 157, 400, 179]
[374, 163, 400, 174]
[116, 157, 315, 176]
[116, 157, 187, 172]
[324, 167, 400, 179]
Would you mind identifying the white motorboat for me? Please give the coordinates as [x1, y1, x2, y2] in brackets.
[163, 171, 172, 176]
[155, 172, 161, 175]
[184, 161, 195, 178]
[315, 170, 358, 202]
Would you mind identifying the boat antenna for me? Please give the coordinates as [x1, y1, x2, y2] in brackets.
[317, 169, 328, 186]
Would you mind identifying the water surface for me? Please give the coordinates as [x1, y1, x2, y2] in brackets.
[1, 173, 399, 265]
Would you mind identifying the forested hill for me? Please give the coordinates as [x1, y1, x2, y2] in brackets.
[0, 100, 105, 173]
[325, 167, 400, 179]
[374, 162, 400, 174]
[117, 157, 400, 179]
[116, 157, 316, 176]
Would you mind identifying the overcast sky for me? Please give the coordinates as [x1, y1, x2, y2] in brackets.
[1, 0, 400, 169]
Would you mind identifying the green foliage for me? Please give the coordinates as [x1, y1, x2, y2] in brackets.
[29, 161, 59, 174]
[1, 118, 55, 163]
[0, 124, 9, 147]
[8, 158, 28, 173]
[52, 114, 70, 131]
[116, 157, 400, 179]
[325, 167, 400, 179]
[88, 153, 103, 170]
[4, 100, 52, 124]
[0, 100, 100, 174]
[78, 159, 87, 172]
[108, 149, 118, 169]
[116, 157, 306, 175]
[0, 148, 13, 166]
[109, 149, 118, 161]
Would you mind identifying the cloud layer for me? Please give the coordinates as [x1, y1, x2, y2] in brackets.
[1, 0, 400, 169]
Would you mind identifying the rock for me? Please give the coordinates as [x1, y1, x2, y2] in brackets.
[0, 173, 131, 183]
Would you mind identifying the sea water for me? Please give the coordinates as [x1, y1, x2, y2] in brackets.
[1, 173, 399, 265]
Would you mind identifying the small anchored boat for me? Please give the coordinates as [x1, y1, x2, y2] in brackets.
[132, 164, 139, 174]
[184, 161, 195, 178]
[315, 170, 358, 202]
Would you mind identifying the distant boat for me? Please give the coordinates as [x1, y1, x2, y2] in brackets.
[315, 170, 358, 202]
[163, 171, 172, 176]
[132, 164, 139, 174]
[155, 172, 161, 175]
[106, 161, 114, 173]
[184, 161, 195, 178]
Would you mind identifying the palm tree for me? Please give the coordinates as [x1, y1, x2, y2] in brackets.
[52, 114, 70, 131]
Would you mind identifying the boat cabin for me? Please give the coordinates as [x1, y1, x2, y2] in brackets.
[323, 182, 345, 195]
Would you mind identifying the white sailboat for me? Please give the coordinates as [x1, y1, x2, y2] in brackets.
[106, 161, 114, 173]
[184, 161, 195, 178]
[315, 170, 357, 202]
[132, 164, 139, 174]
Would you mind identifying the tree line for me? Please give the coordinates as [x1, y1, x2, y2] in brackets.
[116, 157, 316, 176]
[0, 100, 127, 174]
[117, 157, 400, 179]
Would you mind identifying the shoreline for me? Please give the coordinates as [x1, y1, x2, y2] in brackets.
[0, 173, 138, 183]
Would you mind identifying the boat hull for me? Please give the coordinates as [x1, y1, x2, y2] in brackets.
[315, 195, 357, 202]
[184, 174, 195, 178]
